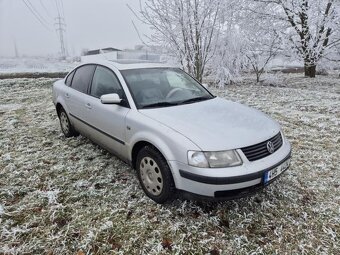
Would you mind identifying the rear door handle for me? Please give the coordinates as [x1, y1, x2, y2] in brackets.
[65, 93, 70, 99]
[85, 103, 92, 109]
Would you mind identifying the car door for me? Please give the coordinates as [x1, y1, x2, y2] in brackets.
[85, 65, 130, 159]
[65, 64, 96, 136]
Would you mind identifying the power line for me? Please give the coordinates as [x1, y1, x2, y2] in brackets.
[39, 0, 52, 19]
[26, 0, 50, 25]
[22, 0, 51, 31]
[54, 0, 65, 20]
[54, 0, 61, 17]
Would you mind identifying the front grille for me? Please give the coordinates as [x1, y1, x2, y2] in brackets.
[241, 132, 283, 161]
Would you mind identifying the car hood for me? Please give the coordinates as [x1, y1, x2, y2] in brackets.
[139, 97, 281, 151]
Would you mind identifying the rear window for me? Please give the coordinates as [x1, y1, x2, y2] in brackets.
[71, 65, 96, 94]
[65, 71, 75, 86]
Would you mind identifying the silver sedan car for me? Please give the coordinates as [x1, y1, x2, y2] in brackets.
[52, 60, 292, 203]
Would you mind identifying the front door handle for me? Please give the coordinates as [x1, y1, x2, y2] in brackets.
[85, 103, 92, 109]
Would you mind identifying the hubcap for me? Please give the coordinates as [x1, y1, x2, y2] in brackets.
[140, 157, 163, 196]
[60, 112, 70, 134]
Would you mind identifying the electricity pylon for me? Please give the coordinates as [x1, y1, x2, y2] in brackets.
[55, 15, 67, 59]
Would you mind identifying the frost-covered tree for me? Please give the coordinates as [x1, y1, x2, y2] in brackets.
[132, 0, 339, 84]
[244, 30, 281, 82]
[210, 29, 248, 86]
[133, 0, 224, 82]
[237, 2, 282, 82]
[253, 0, 340, 78]
[206, 2, 249, 86]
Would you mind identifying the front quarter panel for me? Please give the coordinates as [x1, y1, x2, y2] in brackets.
[125, 110, 201, 185]
[126, 110, 200, 163]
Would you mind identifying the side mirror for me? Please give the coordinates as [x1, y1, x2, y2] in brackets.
[100, 93, 122, 104]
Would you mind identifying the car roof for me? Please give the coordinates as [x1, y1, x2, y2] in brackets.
[80, 59, 178, 71]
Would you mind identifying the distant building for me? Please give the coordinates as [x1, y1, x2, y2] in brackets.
[80, 46, 165, 63]
[117, 50, 162, 62]
[81, 47, 121, 62]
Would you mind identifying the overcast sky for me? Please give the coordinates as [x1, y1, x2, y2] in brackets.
[0, 0, 150, 57]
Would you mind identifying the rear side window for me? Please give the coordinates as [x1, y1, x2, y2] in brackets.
[90, 66, 124, 98]
[65, 70, 75, 86]
[71, 65, 96, 94]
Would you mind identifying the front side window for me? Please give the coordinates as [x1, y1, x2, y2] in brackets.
[71, 65, 96, 93]
[121, 68, 213, 109]
[90, 66, 124, 98]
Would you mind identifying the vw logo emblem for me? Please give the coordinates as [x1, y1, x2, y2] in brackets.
[267, 141, 275, 154]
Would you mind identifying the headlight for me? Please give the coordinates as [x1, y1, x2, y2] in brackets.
[188, 150, 242, 168]
[187, 151, 209, 168]
[204, 150, 242, 167]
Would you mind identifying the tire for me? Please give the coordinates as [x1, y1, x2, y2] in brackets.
[58, 107, 78, 137]
[136, 146, 176, 204]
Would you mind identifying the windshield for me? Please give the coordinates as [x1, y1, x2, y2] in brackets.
[121, 68, 214, 109]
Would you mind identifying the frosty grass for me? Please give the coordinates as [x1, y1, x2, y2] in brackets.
[0, 74, 339, 254]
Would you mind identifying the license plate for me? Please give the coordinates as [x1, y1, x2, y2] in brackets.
[263, 158, 291, 184]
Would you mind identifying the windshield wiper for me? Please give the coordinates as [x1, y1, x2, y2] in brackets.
[180, 96, 212, 105]
[140, 101, 179, 109]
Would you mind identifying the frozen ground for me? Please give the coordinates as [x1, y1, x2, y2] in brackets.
[0, 57, 78, 74]
[0, 74, 339, 254]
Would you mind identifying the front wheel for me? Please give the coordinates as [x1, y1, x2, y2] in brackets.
[136, 146, 175, 204]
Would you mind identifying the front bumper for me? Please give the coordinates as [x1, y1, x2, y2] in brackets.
[168, 137, 292, 198]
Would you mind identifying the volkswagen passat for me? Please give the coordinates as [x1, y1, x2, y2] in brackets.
[52, 60, 291, 203]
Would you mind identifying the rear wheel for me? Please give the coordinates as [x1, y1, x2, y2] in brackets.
[58, 108, 78, 137]
[136, 146, 175, 203]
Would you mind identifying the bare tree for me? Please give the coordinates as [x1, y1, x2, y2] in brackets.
[254, 0, 340, 78]
[131, 0, 223, 82]
[238, 5, 282, 82]
[245, 34, 280, 82]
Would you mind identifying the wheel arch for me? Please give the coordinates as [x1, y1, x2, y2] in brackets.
[129, 128, 198, 170]
[56, 102, 63, 116]
[131, 140, 165, 170]
[55, 96, 70, 118]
